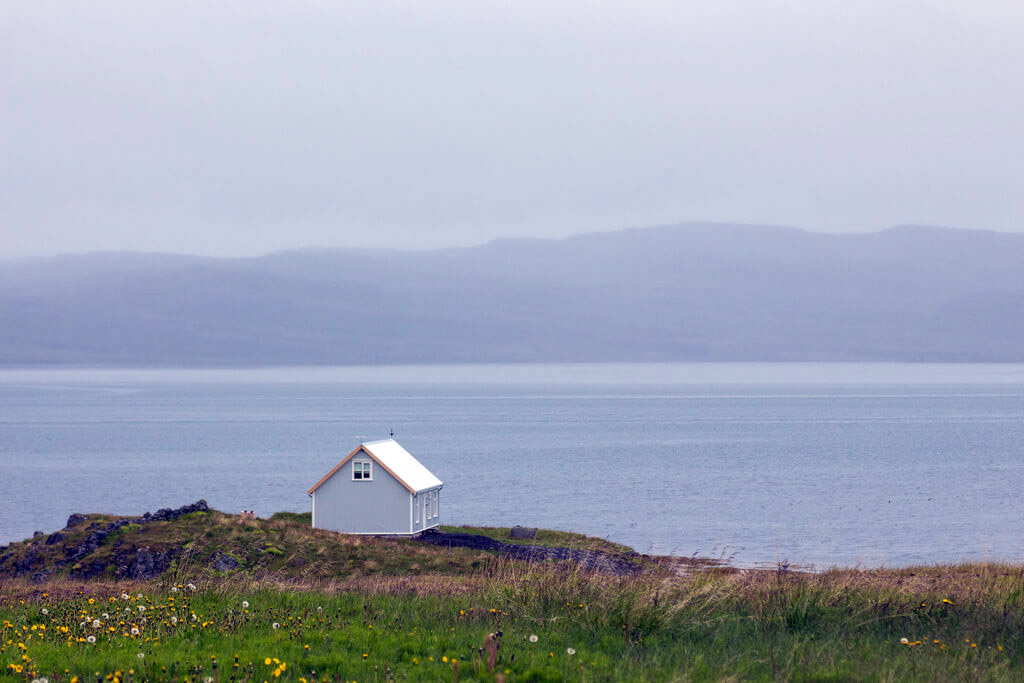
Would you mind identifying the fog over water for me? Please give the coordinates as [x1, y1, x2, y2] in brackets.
[3, 1, 1023, 257]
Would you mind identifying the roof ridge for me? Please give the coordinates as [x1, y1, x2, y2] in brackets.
[362, 438, 397, 447]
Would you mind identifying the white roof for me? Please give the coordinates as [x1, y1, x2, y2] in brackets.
[357, 439, 443, 493]
[308, 438, 443, 495]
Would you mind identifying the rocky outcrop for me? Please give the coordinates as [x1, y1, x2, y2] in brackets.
[66, 529, 110, 563]
[18, 501, 210, 582]
[64, 513, 88, 529]
[126, 547, 174, 579]
[210, 551, 238, 572]
[509, 526, 537, 539]
[140, 500, 209, 523]
[12, 545, 44, 577]
[72, 559, 110, 579]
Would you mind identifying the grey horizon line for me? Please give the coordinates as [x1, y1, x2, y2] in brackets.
[1, 220, 1012, 263]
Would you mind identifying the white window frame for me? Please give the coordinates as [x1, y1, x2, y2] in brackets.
[352, 460, 373, 481]
[433, 490, 439, 518]
[414, 494, 419, 523]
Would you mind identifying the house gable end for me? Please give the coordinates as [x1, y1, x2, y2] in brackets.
[308, 446, 416, 495]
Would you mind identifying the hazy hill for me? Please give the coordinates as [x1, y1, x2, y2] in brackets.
[2, 223, 1023, 364]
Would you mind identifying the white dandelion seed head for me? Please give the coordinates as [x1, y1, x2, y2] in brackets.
[317, 606, 322, 614]
[191, 613, 198, 622]
[171, 586, 178, 592]
[272, 622, 280, 630]
[102, 613, 109, 620]
[242, 601, 249, 609]
[137, 593, 143, 598]
[171, 616, 178, 624]
[41, 608, 48, 615]
[204, 677, 213, 683]
[137, 652, 145, 659]
[138, 605, 146, 612]
[86, 635, 96, 643]
[92, 619, 101, 628]
[131, 627, 140, 635]
[529, 634, 538, 643]
[125, 607, 131, 614]
[187, 583, 196, 591]
[900, 637, 909, 644]
[121, 593, 129, 600]
[567, 648, 576, 656]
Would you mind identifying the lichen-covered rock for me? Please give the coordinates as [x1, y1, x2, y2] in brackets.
[67, 530, 107, 563]
[211, 551, 238, 572]
[510, 526, 538, 539]
[5, 501, 208, 582]
[144, 500, 208, 522]
[14, 546, 43, 576]
[128, 547, 173, 579]
[76, 559, 109, 579]
[65, 513, 88, 529]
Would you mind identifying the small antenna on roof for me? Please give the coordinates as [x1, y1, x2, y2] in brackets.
[389, 428, 394, 439]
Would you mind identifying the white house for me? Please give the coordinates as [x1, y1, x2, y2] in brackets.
[307, 439, 443, 535]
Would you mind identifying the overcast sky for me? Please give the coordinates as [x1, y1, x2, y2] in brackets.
[2, 1, 1023, 257]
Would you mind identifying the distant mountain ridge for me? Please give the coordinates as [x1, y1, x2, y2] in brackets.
[2, 223, 1023, 364]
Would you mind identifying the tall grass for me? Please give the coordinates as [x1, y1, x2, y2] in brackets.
[4, 560, 1024, 681]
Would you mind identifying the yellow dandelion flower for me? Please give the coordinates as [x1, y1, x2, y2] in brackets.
[264, 658, 272, 666]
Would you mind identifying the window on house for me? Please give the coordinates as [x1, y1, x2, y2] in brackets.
[414, 494, 419, 523]
[433, 490, 439, 518]
[352, 460, 372, 480]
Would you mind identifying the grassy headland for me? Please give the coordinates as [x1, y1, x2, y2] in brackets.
[2, 508, 1024, 681]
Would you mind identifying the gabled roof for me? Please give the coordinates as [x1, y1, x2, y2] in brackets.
[307, 439, 443, 495]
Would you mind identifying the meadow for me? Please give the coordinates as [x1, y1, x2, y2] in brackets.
[4, 559, 1024, 682]
[3, 510, 1024, 681]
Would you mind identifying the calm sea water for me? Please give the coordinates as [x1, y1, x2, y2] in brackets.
[2, 363, 1023, 568]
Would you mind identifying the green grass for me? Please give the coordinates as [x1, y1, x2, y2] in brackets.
[4, 562, 1024, 681]
[5, 511, 1024, 679]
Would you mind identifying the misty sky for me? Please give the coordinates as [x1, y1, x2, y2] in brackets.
[3, 1, 1023, 258]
